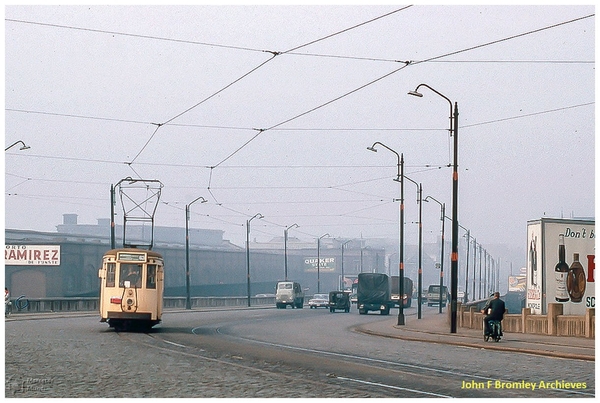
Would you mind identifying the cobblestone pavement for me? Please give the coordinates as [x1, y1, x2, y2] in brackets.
[5, 313, 384, 398]
[5, 309, 595, 398]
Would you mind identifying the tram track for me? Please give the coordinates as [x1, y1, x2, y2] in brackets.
[115, 330, 395, 398]
[115, 315, 594, 399]
[209, 323, 595, 398]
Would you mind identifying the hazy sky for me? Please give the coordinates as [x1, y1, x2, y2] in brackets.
[4, 5, 595, 269]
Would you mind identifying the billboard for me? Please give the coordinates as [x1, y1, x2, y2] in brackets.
[526, 218, 595, 315]
[304, 257, 335, 272]
[508, 275, 526, 292]
[5, 245, 61, 266]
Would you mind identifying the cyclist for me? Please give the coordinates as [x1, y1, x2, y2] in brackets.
[481, 292, 505, 336]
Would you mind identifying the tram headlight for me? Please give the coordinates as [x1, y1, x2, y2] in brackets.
[126, 298, 134, 306]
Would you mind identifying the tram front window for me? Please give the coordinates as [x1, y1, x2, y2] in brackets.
[120, 264, 142, 288]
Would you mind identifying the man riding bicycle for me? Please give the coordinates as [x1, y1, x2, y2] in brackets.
[481, 292, 505, 336]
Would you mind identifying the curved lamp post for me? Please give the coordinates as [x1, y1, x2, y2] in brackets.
[404, 175, 423, 319]
[5, 141, 30, 151]
[425, 195, 445, 314]
[185, 196, 207, 309]
[284, 223, 299, 281]
[246, 213, 264, 307]
[340, 240, 351, 291]
[317, 233, 330, 293]
[409, 84, 459, 333]
[368, 141, 405, 326]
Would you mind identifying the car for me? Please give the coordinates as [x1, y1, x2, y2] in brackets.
[308, 293, 329, 309]
[328, 291, 351, 313]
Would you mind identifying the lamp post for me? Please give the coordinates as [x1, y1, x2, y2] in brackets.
[185, 196, 207, 310]
[404, 175, 423, 319]
[341, 240, 351, 291]
[409, 84, 459, 333]
[368, 141, 405, 326]
[5, 140, 30, 151]
[284, 224, 299, 281]
[246, 213, 264, 307]
[463, 227, 471, 303]
[472, 238, 477, 301]
[425, 196, 445, 314]
[317, 233, 330, 293]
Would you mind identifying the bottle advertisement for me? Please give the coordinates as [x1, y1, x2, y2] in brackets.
[526, 218, 595, 315]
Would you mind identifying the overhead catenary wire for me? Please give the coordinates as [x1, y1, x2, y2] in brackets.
[413, 13, 594, 65]
[5, 10, 595, 241]
[128, 7, 413, 165]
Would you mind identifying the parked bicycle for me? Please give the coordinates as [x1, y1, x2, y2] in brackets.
[14, 295, 29, 311]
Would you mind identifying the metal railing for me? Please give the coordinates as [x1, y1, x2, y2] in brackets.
[5, 296, 276, 314]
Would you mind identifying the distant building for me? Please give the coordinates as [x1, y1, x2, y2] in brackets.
[5, 214, 386, 299]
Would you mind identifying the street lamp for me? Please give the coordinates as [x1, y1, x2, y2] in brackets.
[463, 227, 471, 304]
[5, 140, 30, 151]
[368, 141, 405, 326]
[284, 223, 299, 281]
[404, 175, 423, 319]
[425, 196, 445, 314]
[409, 83, 459, 333]
[246, 213, 264, 307]
[340, 240, 351, 291]
[185, 196, 207, 310]
[317, 233, 330, 293]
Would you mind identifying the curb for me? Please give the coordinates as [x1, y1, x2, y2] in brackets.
[353, 325, 595, 362]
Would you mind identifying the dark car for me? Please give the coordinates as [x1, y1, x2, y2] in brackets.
[328, 291, 351, 313]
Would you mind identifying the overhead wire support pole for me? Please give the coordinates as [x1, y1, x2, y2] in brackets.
[367, 141, 405, 325]
[404, 175, 423, 319]
[185, 196, 207, 310]
[409, 84, 459, 332]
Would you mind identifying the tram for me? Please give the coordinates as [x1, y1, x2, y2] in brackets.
[98, 248, 164, 331]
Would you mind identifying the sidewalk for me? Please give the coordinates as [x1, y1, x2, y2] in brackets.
[356, 311, 595, 361]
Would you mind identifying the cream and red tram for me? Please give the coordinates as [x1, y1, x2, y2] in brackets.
[98, 248, 164, 330]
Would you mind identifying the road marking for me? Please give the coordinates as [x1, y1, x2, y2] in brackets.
[161, 339, 188, 348]
[333, 375, 452, 398]
[214, 331, 595, 397]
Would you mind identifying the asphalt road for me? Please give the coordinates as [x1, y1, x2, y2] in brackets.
[5, 305, 595, 398]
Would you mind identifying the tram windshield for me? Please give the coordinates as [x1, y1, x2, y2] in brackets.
[119, 263, 142, 288]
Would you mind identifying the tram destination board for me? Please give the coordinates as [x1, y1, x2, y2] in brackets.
[117, 251, 147, 262]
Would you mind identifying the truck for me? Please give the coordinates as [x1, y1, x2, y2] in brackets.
[357, 273, 393, 315]
[275, 281, 304, 309]
[390, 276, 414, 308]
[526, 218, 595, 315]
[426, 285, 449, 307]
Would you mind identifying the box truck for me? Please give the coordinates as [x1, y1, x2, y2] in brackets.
[357, 273, 393, 315]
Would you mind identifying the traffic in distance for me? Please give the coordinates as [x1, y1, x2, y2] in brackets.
[97, 253, 449, 331]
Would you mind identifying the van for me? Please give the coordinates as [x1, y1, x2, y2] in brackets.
[275, 281, 304, 309]
[427, 285, 449, 307]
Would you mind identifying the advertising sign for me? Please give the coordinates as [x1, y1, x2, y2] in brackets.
[526, 218, 595, 315]
[508, 275, 526, 292]
[304, 257, 335, 272]
[339, 274, 358, 291]
[5, 245, 61, 266]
